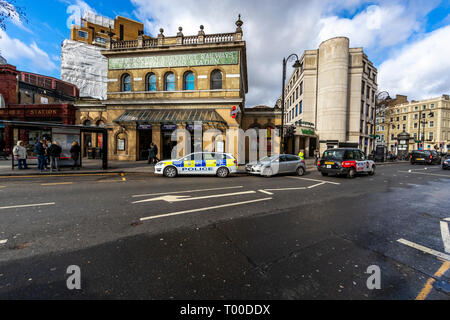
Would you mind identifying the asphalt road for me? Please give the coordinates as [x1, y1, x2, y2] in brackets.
[0, 163, 449, 299]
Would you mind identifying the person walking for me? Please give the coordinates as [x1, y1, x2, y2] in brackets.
[13, 141, 28, 170]
[152, 143, 159, 164]
[34, 139, 46, 172]
[148, 143, 155, 165]
[314, 149, 320, 166]
[70, 141, 81, 170]
[48, 141, 62, 172]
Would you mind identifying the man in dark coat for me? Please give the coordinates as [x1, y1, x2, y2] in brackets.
[70, 141, 81, 170]
[48, 141, 62, 172]
[34, 139, 46, 172]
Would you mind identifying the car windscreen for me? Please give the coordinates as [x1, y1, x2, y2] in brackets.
[259, 155, 278, 162]
[322, 150, 346, 160]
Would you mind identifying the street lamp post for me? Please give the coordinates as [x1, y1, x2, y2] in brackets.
[280, 54, 301, 154]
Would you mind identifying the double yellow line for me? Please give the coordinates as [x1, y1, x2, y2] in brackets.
[415, 261, 450, 300]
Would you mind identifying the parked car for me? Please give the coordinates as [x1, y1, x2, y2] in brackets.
[442, 155, 450, 170]
[246, 154, 306, 177]
[317, 148, 375, 179]
[410, 150, 441, 165]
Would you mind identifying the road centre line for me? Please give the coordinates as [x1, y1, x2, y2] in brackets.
[258, 190, 274, 195]
[265, 187, 306, 191]
[132, 186, 243, 198]
[98, 180, 126, 183]
[140, 197, 272, 221]
[399, 171, 450, 178]
[133, 191, 256, 204]
[0, 239, 7, 245]
[397, 238, 450, 261]
[0, 202, 55, 210]
[415, 261, 450, 300]
[286, 176, 341, 185]
[41, 182, 73, 186]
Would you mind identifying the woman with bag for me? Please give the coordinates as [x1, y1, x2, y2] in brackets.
[13, 141, 28, 170]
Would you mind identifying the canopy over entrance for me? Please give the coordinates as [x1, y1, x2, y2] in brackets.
[114, 109, 228, 130]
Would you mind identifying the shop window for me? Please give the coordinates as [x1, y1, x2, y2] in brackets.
[146, 73, 157, 91]
[211, 70, 223, 90]
[183, 71, 195, 90]
[122, 74, 131, 92]
[78, 30, 88, 39]
[164, 72, 175, 91]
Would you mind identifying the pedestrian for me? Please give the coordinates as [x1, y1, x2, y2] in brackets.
[314, 149, 320, 166]
[48, 141, 62, 172]
[298, 149, 305, 161]
[13, 140, 28, 170]
[34, 139, 46, 172]
[152, 143, 159, 164]
[70, 141, 81, 170]
[148, 143, 155, 164]
[44, 138, 51, 169]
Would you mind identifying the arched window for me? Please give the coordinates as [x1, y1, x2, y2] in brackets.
[183, 71, 195, 90]
[210, 70, 223, 90]
[122, 74, 131, 92]
[146, 73, 157, 91]
[164, 72, 175, 91]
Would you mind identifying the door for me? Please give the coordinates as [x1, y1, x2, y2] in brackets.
[278, 155, 289, 173]
[139, 129, 153, 160]
[285, 154, 300, 172]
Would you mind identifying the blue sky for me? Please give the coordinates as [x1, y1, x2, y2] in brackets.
[1, 0, 450, 106]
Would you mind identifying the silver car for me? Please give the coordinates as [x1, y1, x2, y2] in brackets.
[245, 154, 306, 177]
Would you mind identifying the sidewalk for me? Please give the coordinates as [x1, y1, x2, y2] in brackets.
[0, 158, 318, 177]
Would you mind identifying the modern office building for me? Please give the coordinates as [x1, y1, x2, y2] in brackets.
[282, 37, 378, 156]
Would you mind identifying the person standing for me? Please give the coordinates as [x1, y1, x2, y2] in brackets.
[298, 149, 305, 161]
[152, 143, 159, 164]
[148, 143, 155, 165]
[48, 141, 62, 172]
[70, 141, 81, 170]
[34, 139, 46, 172]
[314, 149, 320, 166]
[45, 138, 51, 169]
[13, 141, 28, 170]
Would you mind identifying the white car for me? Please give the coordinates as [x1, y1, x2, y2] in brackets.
[155, 152, 238, 178]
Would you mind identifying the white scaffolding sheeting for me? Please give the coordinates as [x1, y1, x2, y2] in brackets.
[60, 40, 107, 100]
[83, 11, 114, 28]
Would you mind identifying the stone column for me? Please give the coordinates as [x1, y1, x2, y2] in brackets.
[198, 25, 205, 44]
[157, 29, 165, 46]
[294, 135, 300, 155]
[152, 125, 162, 160]
[305, 136, 310, 158]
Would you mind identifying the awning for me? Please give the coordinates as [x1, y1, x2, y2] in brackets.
[113, 109, 228, 129]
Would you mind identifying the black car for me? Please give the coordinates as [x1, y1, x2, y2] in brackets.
[443, 156, 450, 170]
[410, 150, 441, 165]
[317, 148, 375, 178]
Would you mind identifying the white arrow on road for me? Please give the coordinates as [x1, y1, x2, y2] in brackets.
[132, 191, 256, 204]
[441, 219, 450, 253]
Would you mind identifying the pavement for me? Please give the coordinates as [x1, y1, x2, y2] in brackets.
[0, 162, 449, 300]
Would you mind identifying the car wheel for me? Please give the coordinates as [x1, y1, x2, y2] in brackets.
[163, 166, 178, 178]
[321, 172, 328, 177]
[216, 167, 229, 178]
[347, 167, 356, 179]
[263, 168, 273, 177]
[296, 167, 305, 176]
[369, 165, 376, 176]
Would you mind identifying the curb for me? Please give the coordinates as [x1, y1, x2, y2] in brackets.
[0, 171, 125, 178]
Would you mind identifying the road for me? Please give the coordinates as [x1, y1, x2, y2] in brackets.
[0, 163, 449, 299]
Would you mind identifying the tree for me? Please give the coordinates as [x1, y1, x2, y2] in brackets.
[0, 0, 27, 31]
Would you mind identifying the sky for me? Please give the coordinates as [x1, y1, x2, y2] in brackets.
[1, 0, 450, 107]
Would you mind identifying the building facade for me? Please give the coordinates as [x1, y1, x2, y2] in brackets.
[282, 37, 378, 156]
[376, 95, 450, 154]
[0, 57, 78, 153]
[76, 17, 248, 162]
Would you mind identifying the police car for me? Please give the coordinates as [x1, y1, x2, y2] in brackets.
[317, 148, 375, 178]
[155, 152, 238, 178]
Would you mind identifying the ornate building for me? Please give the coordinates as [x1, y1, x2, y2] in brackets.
[76, 16, 248, 161]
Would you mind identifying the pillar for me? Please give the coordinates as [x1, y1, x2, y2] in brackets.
[152, 125, 162, 160]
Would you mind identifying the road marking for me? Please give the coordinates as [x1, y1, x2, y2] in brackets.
[133, 191, 256, 204]
[0, 202, 55, 210]
[41, 182, 73, 186]
[121, 173, 127, 181]
[0, 239, 7, 245]
[258, 190, 274, 195]
[440, 220, 450, 253]
[140, 197, 272, 221]
[98, 180, 125, 183]
[408, 183, 420, 187]
[397, 238, 450, 261]
[445, 218, 450, 222]
[307, 182, 326, 189]
[265, 187, 306, 191]
[0, 173, 123, 179]
[399, 171, 450, 178]
[0, 186, 5, 188]
[286, 176, 341, 185]
[416, 261, 450, 300]
[132, 186, 243, 198]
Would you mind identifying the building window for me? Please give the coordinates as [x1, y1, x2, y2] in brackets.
[402, 124, 406, 130]
[78, 30, 88, 39]
[95, 37, 106, 44]
[414, 106, 418, 111]
[183, 71, 195, 90]
[146, 73, 157, 91]
[299, 101, 303, 114]
[211, 70, 223, 90]
[403, 116, 406, 121]
[121, 74, 131, 92]
[429, 121, 434, 128]
[414, 123, 418, 129]
[361, 101, 364, 114]
[300, 81, 303, 95]
[429, 132, 433, 141]
[164, 72, 175, 91]
[430, 104, 435, 108]
[295, 104, 298, 117]
[414, 114, 418, 119]
[361, 81, 365, 95]
[366, 85, 370, 98]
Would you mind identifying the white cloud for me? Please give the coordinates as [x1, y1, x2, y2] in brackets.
[378, 25, 450, 99]
[0, 0, 32, 33]
[66, 0, 97, 29]
[0, 30, 57, 72]
[130, 0, 439, 107]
